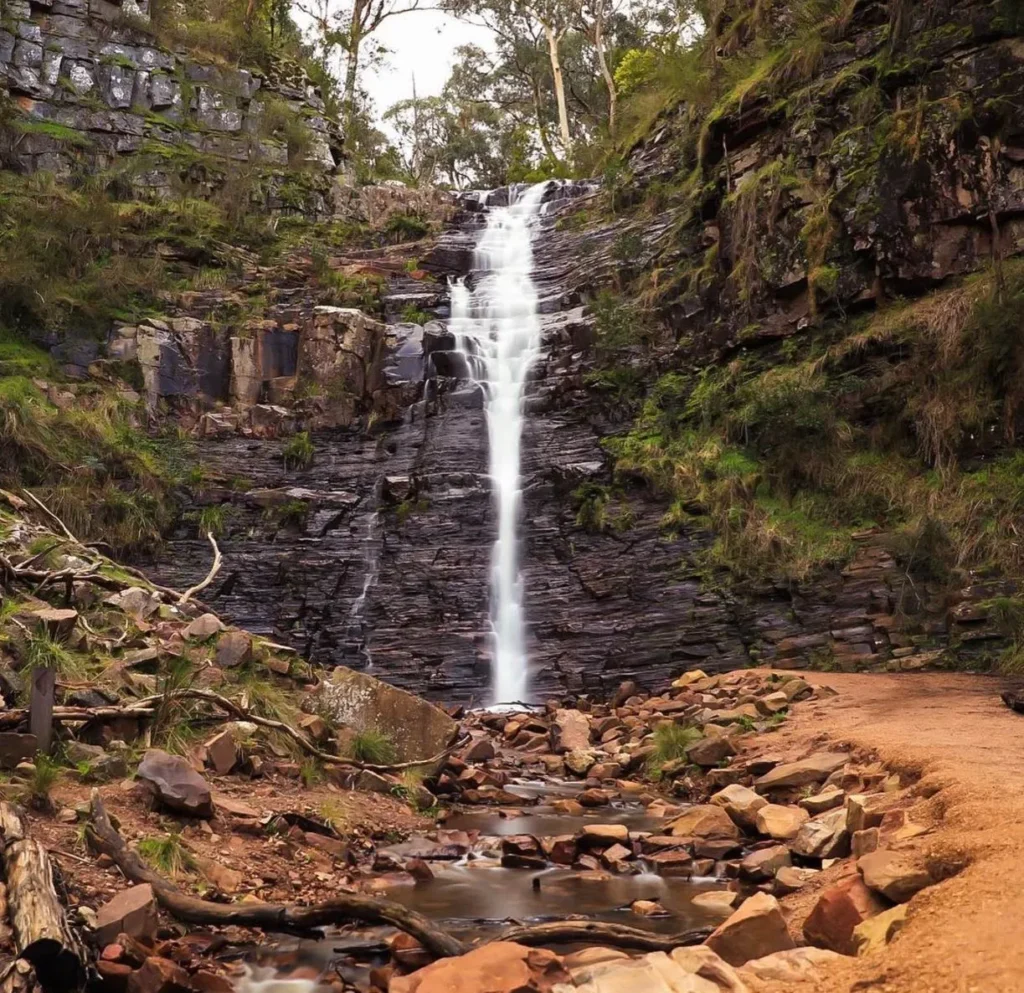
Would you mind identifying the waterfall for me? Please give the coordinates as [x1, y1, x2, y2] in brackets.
[451, 182, 550, 706]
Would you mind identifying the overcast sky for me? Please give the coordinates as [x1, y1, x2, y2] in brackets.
[363, 9, 494, 114]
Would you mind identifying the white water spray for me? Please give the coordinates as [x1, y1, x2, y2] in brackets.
[451, 182, 549, 706]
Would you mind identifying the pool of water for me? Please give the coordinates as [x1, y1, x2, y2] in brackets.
[383, 862, 728, 938]
[442, 806, 667, 838]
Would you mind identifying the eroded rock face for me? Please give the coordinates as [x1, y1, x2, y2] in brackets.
[0, 3, 340, 205]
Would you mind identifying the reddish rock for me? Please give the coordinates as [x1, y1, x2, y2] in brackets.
[191, 971, 235, 993]
[577, 788, 612, 807]
[97, 961, 133, 993]
[754, 753, 848, 791]
[203, 730, 236, 776]
[95, 884, 159, 946]
[803, 873, 888, 954]
[405, 858, 434, 881]
[857, 850, 933, 903]
[668, 805, 740, 839]
[389, 941, 570, 993]
[461, 737, 496, 763]
[646, 851, 694, 877]
[126, 957, 192, 993]
[551, 709, 591, 753]
[540, 836, 577, 865]
[739, 845, 791, 883]
[685, 736, 737, 768]
[137, 750, 213, 818]
[706, 893, 795, 966]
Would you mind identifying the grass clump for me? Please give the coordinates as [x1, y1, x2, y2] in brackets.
[646, 723, 702, 777]
[137, 833, 195, 877]
[20, 753, 61, 812]
[282, 432, 315, 470]
[23, 632, 91, 680]
[350, 727, 397, 765]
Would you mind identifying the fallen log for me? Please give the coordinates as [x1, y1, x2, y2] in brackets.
[85, 792, 465, 958]
[0, 804, 86, 992]
[490, 920, 713, 952]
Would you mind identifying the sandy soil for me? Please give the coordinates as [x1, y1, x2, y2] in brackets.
[758, 670, 1024, 993]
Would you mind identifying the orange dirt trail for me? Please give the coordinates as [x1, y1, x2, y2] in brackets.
[760, 670, 1024, 993]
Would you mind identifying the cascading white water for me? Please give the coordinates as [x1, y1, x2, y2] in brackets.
[450, 182, 549, 706]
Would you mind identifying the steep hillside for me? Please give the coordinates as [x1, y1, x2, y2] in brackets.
[539, 0, 1024, 675]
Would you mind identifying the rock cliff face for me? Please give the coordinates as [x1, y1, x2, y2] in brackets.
[151, 0, 1023, 701]
[0, 0, 341, 213]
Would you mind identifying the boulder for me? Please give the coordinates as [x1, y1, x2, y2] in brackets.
[565, 750, 598, 776]
[577, 788, 613, 808]
[845, 793, 891, 833]
[852, 904, 908, 955]
[774, 865, 819, 895]
[710, 784, 767, 831]
[578, 824, 629, 846]
[315, 666, 457, 764]
[803, 873, 887, 954]
[95, 884, 158, 946]
[32, 607, 79, 638]
[754, 753, 848, 791]
[857, 850, 933, 903]
[136, 749, 213, 818]
[566, 947, 741, 993]
[739, 845, 791, 883]
[685, 735, 737, 767]
[214, 630, 252, 668]
[755, 691, 788, 715]
[669, 805, 740, 839]
[754, 804, 808, 841]
[551, 709, 590, 753]
[691, 891, 740, 917]
[790, 807, 849, 859]
[183, 613, 224, 641]
[462, 737, 496, 762]
[388, 941, 570, 993]
[799, 787, 844, 815]
[706, 892, 795, 967]
[737, 947, 845, 985]
[204, 729, 237, 775]
[0, 733, 39, 770]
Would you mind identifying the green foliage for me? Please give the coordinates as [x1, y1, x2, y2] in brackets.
[646, 723, 702, 776]
[350, 727, 397, 765]
[21, 753, 61, 811]
[572, 483, 633, 533]
[383, 214, 431, 244]
[401, 305, 435, 325]
[138, 833, 195, 877]
[282, 432, 314, 470]
[23, 632, 91, 680]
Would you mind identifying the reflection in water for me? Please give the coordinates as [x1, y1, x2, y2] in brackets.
[384, 863, 728, 938]
[442, 806, 667, 837]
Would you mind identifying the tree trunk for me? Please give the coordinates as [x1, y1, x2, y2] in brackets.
[342, 1, 365, 134]
[531, 77, 556, 161]
[593, 0, 616, 136]
[0, 804, 85, 993]
[542, 22, 571, 152]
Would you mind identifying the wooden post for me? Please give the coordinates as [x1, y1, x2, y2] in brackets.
[28, 668, 55, 755]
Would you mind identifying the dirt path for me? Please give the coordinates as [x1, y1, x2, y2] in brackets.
[762, 670, 1024, 993]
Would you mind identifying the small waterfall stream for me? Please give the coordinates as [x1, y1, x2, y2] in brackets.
[450, 182, 549, 706]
